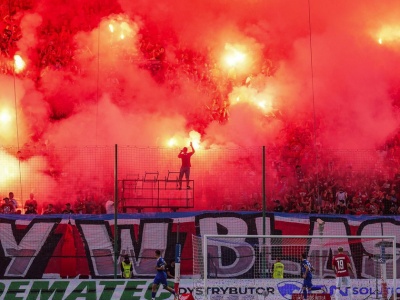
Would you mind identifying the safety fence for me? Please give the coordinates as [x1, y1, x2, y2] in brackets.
[0, 146, 393, 213]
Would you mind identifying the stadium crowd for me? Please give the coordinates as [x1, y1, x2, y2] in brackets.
[1, 1, 400, 216]
[1, 191, 109, 215]
[2, 142, 400, 216]
[261, 126, 400, 216]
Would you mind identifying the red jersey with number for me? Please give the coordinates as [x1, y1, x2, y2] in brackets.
[332, 253, 351, 277]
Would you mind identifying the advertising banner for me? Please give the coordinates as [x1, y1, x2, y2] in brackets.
[0, 279, 398, 300]
[0, 212, 399, 279]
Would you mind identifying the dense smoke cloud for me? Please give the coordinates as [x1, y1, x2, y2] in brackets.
[0, 0, 400, 209]
[1, 0, 399, 147]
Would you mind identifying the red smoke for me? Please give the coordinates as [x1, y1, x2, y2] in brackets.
[0, 0, 400, 210]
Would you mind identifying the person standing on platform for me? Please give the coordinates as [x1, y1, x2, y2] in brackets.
[301, 253, 314, 299]
[152, 250, 178, 300]
[272, 258, 284, 279]
[120, 255, 133, 279]
[332, 246, 353, 300]
[178, 142, 195, 190]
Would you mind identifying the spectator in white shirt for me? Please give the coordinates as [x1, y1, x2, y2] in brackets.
[105, 199, 115, 214]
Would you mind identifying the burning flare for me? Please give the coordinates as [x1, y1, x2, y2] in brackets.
[0, 108, 12, 124]
[224, 43, 246, 67]
[14, 55, 26, 73]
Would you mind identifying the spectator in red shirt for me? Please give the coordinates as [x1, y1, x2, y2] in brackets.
[1, 198, 14, 214]
[25, 204, 38, 215]
[332, 246, 353, 300]
[43, 203, 56, 214]
[62, 203, 74, 214]
[178, 142, 195, 190]
[273, 200, 284, 212]
[355, 204, 367, 215]
[24, 193, 38, 213]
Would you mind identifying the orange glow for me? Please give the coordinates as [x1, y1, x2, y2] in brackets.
[0, 109, 12, 124]
[230, 86, 276, 115]
[257, 100, 267, 110]
[0, 151, 20, 186]
[106, 16, 138, 43]
[376, 25, 400, 45]
[189, 130, 202, 150]
[120, 22, 130, 32]
[14, 55, 26, 73]
[224, 43, 246, 67]
[191, 140, 201, 150]
[256, 98, 273, 114]
[168, 137, 177, 147]
[167, 131, 202, 150]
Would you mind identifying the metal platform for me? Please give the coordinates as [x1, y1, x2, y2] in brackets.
[120, 171, 194, 212]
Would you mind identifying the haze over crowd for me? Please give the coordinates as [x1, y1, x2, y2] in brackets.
[1, 0, 400, 210]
